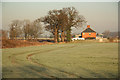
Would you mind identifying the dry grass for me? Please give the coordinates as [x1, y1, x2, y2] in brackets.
[2, 39, 53, 48]
[1, 38, 119, 49]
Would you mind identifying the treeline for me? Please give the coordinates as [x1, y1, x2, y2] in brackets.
[9, 7, 86, 42]
[9, 19, 42, 40]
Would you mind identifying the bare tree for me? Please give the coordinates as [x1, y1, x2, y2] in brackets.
[37, 7, 86, 42]
[103, 30, 110, 38]
[2, 30, 8, 39]
[22, 20, 31, 40]
[58, 10, 68, 42]
[41, 9, 60, 43]
[32, 20, 43, 40]
[9, 20, 22, 40]
[63, 7, 86, 42]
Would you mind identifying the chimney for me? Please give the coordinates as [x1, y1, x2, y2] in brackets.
[87, 25, 90, 28]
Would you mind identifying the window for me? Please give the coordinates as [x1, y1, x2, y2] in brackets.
[89, 33, 91, 35]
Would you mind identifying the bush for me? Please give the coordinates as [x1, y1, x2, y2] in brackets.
[108, 38, 114, 42]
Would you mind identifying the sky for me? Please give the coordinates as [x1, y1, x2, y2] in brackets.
[1, 2, 118, 34]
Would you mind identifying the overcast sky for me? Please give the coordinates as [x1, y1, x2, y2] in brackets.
[1, 2, 118, 33]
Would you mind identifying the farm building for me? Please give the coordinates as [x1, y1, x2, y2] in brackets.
[81, 25, 96, 39]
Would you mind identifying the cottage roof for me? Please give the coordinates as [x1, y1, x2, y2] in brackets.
[82, 27, 96, 33]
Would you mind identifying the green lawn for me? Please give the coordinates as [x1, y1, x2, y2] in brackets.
[2, 42, 118, 78]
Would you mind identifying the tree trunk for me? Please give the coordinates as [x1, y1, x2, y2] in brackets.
[11, 31, 13, 40]
[34, 35, 36, 41]
[27, 34, 29, 40]
[57, 30, 59, 43]
[54, 27, 57, 43]
[15, 32, 17, 40]
[25, 33, 27, 40]
[66, 28, 71, 42]
[61, 31, 65, 42]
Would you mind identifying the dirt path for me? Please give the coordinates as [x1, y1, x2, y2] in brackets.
[8, 45, 83, 78]
[8, 51, 56, 78]
[26, 46, 83, 78]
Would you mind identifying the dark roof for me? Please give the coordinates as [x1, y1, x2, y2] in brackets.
[82, 28, 96, 33]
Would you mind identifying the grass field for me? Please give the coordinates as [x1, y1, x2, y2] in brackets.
[2, 42, 118, 78]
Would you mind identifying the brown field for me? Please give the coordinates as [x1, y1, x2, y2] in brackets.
[2, 39, 53, 48]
